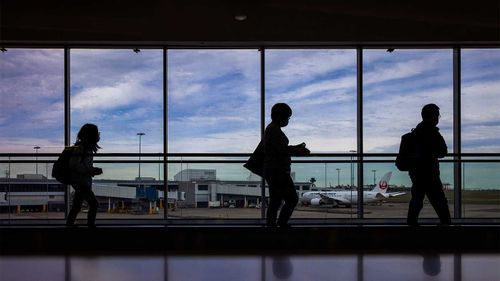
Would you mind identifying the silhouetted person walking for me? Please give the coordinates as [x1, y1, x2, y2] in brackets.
[264, 103, 310, 227]
[407, 104, 451, 226]
[66, 123, 103, 227]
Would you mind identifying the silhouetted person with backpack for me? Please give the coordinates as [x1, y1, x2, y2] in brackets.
[407, 104, 451, 226]
[66, 123, 103, 228]
[264, 103, 310, 227]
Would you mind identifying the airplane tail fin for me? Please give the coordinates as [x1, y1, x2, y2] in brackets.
[371, 172, 392, 193]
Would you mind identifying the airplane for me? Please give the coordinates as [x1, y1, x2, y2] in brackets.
[300, 171, 405, 207]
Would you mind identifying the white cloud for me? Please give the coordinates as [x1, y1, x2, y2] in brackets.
[72, 80, 161, 111]
[462, 81, 500, 123]
[266, 50, 356, 89]
[270, 76, 356, 102]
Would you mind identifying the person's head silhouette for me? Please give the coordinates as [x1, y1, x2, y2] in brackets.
[271, 103, 292, 127]
[421, 103, 440, 126]
[76, 123, 101, 153]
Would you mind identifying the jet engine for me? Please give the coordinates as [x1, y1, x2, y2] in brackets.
[310, 198, 323, 206]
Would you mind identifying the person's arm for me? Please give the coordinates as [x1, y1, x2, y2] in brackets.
[288, 143, 311, 156]
[433, 130, 448, 158]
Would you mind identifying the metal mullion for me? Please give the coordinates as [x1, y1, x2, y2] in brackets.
[163, 47, 168, 221]
[64, 47, 71, 219]
[260, 47, 266, 221]
[453, 47, 462, 219]
[357, 47, 364, 218]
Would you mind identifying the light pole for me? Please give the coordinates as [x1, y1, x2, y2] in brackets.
[349, 150, 356, 189]
[324, 163, 327, 189]
[33, 146, 40, 174]
[336, 168, 341, 187]
[372, 169, 377, 186]
[137, 133, 145, 181]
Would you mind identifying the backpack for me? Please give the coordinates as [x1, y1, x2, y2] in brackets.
[395, 130, 419, 171]
[243, 141, 264, 177]
[52, 147, 74, 184]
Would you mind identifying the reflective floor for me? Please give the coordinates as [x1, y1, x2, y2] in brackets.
[1, 253, 499, 281]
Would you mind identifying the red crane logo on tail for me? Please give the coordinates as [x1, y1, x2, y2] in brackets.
[379, 180, 388, 190]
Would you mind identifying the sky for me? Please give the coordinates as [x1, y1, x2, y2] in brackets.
[0, 48, 499, 188]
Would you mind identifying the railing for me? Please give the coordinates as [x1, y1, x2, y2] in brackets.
[0, 153, 499, 225]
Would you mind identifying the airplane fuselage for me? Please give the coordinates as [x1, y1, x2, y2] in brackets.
[300, 191, 382, 206]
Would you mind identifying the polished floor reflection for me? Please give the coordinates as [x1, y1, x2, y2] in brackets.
[0, 254, 499, 281]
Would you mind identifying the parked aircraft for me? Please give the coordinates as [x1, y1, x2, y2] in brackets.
[300, 172, 405, 207]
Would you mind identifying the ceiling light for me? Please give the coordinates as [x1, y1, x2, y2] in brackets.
[234, 15, 247, 21]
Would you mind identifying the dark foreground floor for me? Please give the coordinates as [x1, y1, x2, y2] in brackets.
[0, 225, 498, 281]
[0, 225, 498, 254]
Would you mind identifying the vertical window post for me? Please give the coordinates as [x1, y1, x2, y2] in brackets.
[260, 47, 266, 220]
[357, 47, 364, 218]
[164, 47, 168, 221]
[64, 47, 71, 219]
[453, 47, 462, 220]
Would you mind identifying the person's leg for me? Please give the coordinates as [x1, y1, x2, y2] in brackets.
[266, 174, 284, 227]
[277, 174, 298, 227]
[83, 189, 99, 227]
[407, 174, 426, 226]
[66, 188, 84, 226]
[426, 177, 451, 225]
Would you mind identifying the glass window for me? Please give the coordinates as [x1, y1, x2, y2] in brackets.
[198, 185, 209, 191]
[266, 50, 358, 220]
[363, 49, 454, 219]
[265, 50, 357, 152]
[0, 49, 64, 154]
[461, 49, 500, 218]
[70, 49, 164, 220]
[461, 49, 500, 153]
[0, 49, 65, 220]
[70, 49, 163, 153]
[168, 49, 260, 153]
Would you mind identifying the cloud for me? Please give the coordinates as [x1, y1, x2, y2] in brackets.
[72, 80, 160, 111]
[266, 50, 356, 90]
[2, 48, 500, 158]
[270, 76, 356, 103]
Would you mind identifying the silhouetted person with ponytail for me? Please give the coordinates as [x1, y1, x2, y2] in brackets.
[66, 123, 103, 228]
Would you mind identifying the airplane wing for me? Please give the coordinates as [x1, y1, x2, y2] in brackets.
[376, 192, 406, 199]
[387, 192, 406, 197]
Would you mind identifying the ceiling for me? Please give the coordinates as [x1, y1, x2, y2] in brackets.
[1, 0, 499, 46]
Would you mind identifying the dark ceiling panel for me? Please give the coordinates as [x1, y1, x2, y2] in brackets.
[1, 0, 499, 45]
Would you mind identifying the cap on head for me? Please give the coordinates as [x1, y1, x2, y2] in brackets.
[271, 103, 292, 121]
[421, 103, 440, 119]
